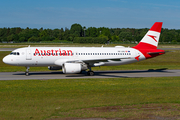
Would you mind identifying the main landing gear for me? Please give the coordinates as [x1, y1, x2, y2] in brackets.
[87, 71, 94, 76]
[25, 66, 30, 76]
[87, 67, 94, 76]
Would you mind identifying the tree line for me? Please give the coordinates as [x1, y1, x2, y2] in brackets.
[0, 23, 180, 44]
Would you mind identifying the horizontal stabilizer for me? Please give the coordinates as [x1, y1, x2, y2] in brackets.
[148, 52, 165, 55]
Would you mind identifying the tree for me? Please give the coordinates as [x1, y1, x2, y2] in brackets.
[28, 36, 40, 42]
[28, 28, 40, 37]
[16, 27, 22, 34]
[119, 32, 132, 42]
[85, 27, 98, 37]
[39, 29, 48, 38]
[111, 35, 119, 42]
[19, 37, 25, 42]
[99, 27, 111, 40]
[64, 27, 70, 41]
[7, 34, 14, 42]
[70, 23, 83, 37]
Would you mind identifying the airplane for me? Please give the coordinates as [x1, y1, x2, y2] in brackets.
[3, 22, 165, 76]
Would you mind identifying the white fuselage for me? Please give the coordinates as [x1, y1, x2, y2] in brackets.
[3, 46, 145, 67]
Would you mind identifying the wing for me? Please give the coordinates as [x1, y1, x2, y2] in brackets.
[54, 57, 132, 66]
[81, 57, 132, 63]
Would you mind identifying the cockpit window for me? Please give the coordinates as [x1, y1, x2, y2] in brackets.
[10, 52, 20, 55]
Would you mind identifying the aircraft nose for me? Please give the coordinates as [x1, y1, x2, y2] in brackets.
[3, 55, 11, 64]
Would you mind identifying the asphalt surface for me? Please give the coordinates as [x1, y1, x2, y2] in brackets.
[0, 48, 16, 51]
[0, 69, 180, 80]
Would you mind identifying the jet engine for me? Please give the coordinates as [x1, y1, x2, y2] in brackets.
[62, 63, 87, 74]
[48, 66, 62, 70]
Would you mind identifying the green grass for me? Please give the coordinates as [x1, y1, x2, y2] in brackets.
[0, 77, 180, 119]
[1, 49, 180, 72]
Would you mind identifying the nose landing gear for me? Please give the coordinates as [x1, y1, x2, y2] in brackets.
[25, 66, 30, 76]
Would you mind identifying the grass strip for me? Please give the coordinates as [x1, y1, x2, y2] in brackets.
[0, 77, 180, 119]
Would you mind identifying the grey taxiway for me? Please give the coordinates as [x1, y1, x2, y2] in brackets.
[0, 69, 180, 80]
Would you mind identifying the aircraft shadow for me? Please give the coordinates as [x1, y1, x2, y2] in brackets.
[66, 68, 169, 78]
[96, 68, 169, 74]
[13, 68, 170, 78]
[13, 71, 63, 75]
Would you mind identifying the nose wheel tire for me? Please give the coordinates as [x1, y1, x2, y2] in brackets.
[87, 71, 94, 76]
[25, 72, 29, 76]
[25, 66, 30, 76]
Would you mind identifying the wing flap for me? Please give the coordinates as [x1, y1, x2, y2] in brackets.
[81, 57, 132, 63]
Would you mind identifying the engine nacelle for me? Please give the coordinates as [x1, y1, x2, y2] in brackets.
[48, 66, 62, 70]
[62, 63, 82, 74]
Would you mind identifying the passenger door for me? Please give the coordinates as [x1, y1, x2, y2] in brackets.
[26, 49, 32, 60]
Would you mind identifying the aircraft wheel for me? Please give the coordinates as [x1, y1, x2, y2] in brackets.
[25, 66, 30, 76]
[88, 71, 94, 76]
[25, 72, 29, 76]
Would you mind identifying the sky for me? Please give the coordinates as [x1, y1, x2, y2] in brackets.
[0, 0, 180, 29]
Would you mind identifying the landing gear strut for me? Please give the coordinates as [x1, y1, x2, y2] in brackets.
[87, 67, 94, 76]
[25, 66, 30, 76]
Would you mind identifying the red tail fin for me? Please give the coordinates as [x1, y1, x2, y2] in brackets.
[133, 22, 163, 49]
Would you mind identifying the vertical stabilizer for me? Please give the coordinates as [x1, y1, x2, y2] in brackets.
[133, 22, 163, 49]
